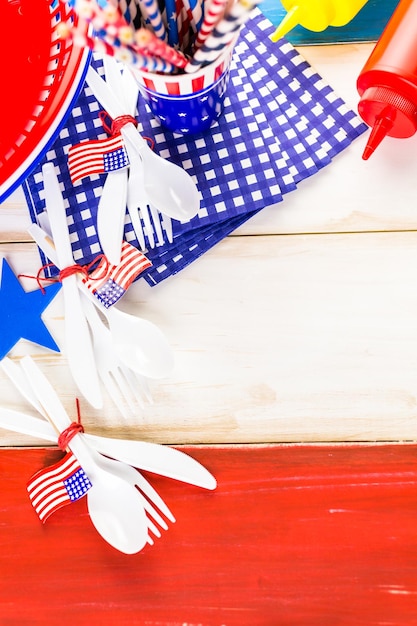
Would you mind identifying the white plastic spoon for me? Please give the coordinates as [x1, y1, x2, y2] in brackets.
[122, 121, 201, 221]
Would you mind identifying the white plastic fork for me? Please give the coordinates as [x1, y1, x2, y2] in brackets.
[28, 219, 155, 413]
[120, 66, 173, 250]
[87, 63, 174, 250]
[80, 291, 152, 418]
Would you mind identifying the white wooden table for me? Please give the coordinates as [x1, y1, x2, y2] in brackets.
[2, 42, 417, 448]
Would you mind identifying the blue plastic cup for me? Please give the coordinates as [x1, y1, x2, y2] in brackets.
[133, 39, 237, 135]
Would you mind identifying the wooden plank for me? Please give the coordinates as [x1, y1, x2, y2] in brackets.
[2, 235, 417, 445]
[0, 186, 33, 243]
[0, 444, 416, 625]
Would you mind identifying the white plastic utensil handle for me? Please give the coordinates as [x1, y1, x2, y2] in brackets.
[0, 406, 57, 442]
[37, 168, 102, 408]
[20, 356, 98, 475]
[96, 57, 137, 266]
[97, 168, 128, 265]
[86, 66, 124, 119]
[29, 222, 120, 314]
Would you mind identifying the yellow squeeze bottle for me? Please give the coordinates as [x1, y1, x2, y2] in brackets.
[270, 0, 369, 42]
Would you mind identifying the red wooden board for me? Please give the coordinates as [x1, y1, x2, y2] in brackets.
[1, 444, 417, 625]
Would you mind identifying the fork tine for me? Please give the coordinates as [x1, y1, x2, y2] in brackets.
[81, 292, 151, 417]
[160, 213, 173, 243]
[111, 366, 145, 413]
[149, 204, 164, 246]
[147, 519, 163, 539]
[127, 204, 146, 250]
[139, 204, 155, 248]
[128, 197, 172, 251]
[122, 366, 153, 406]
[138, 495, 168, 532]
[97, 367, 133, 419]
[135, 471, 176, 523]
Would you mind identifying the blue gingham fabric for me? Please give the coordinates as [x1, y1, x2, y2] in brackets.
[23, 8, 367, 286]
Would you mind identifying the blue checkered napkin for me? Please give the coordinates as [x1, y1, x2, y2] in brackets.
[230, 43, 298, 195]
[237, 36, 332, 174]
[236, 38, 327, 184]
[246, 12, 367, 159]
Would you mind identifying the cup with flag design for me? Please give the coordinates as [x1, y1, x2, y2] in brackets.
[131, 33, 238, 134]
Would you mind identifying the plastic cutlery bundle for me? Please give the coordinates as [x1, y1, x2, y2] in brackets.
[0, 356, 216, 554]
[85, 62, 200, 246]
[30, 166, 174, 411]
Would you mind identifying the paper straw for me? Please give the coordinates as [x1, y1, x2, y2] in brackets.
[164, 0, 180, 47]
[175, 0, 192, 51]
[74, 0, 137, 45]
[184, 0, 258, 72]
[193, 0, 228, 51]
[117, 0, 140, 28]
[70, 28, 177, 72]
[137, 0, 168, 41]
[134, 28, 188, 68]
[181, 0, 204, 32]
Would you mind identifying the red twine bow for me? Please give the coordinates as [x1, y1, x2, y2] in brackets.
[99, 110, 155, 150]
[19, 254, 109, 295]
[99, 111, 138, 136]
[57, 398, 84, 451]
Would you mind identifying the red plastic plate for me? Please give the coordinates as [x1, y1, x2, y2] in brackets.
[0, 0, 90, 202]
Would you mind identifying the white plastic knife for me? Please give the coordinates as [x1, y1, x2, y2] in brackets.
[42, 163, 102, 409]
[0, 357, 216, 490]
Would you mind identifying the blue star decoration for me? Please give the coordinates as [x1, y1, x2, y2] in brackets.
[0, 258, 62, 359]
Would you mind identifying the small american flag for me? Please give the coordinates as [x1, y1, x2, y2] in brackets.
[27, 452, 92, 523]
[83, 240, 152, 308]
[68, 134, 129, 184]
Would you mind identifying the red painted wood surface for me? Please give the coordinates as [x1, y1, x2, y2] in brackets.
[1, 444, 417, 625]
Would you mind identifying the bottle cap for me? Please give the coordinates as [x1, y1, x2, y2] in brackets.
[358, 86, 417, 159]
[270, 6, 302, 42]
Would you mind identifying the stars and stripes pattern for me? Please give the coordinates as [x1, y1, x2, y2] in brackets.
[27, 452, 92, 523]
[83, 240, 152, 307]
[68, 134, 130, 184]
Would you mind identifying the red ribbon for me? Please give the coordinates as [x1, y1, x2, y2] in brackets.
[58, 398, 84, 451]
[18, 254, 109, 295]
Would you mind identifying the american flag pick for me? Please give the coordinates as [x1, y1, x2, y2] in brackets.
[27, 452, 92, 523]
[68, 134, 129, 183]
[83, 240, 152, 308]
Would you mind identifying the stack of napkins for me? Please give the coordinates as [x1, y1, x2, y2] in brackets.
[23, 9, 367, 286]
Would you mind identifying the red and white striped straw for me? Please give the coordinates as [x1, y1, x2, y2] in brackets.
[134, 28, 188, 69]
[67, 28, 177, 72]
[184, 0, 258, 73]
[193, 0, 228, 51]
